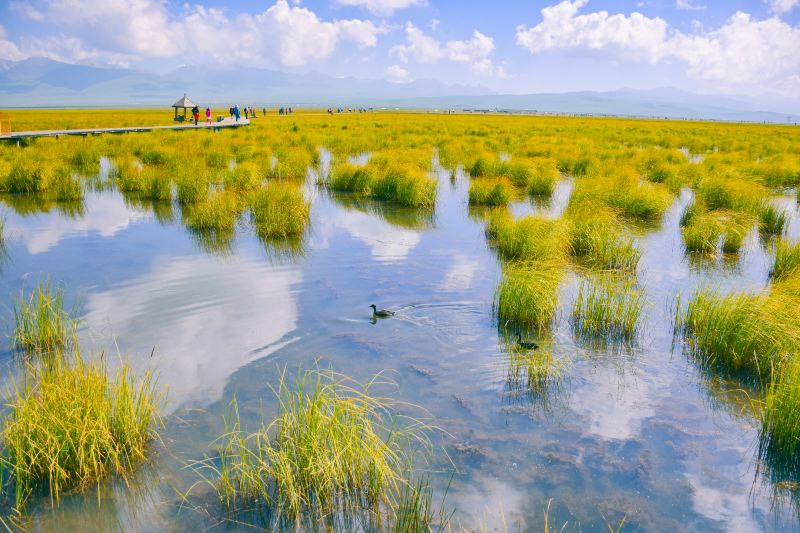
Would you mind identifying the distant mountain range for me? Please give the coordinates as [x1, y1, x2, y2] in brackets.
[1, 58, 798, 124]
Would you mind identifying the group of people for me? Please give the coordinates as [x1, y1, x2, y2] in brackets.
[190, 105, 213, 126]
[278, 107, 293, 115]
[327, 107, 369, 114]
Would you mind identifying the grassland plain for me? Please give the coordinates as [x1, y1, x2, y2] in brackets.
[0, 108, 799, 529]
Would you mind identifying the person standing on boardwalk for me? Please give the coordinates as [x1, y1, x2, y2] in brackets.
[244, 107, 249, 120]
[205, 107, 212, 125]
[234, 105, 241, 122]
[191, 105, 199, 125]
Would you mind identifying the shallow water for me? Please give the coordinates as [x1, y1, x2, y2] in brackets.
[1, 169, 799, 531]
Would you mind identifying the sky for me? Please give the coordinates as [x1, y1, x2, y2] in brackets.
[0, 0, 799, 97]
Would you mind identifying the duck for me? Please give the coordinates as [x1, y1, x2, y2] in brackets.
[516, 334, 539, 350]
[370, 304, 395, 318]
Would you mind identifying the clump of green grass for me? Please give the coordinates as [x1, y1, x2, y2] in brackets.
[68, 147, 100, 173]
[224, 162, 261, 192]
[682, 218, 722, 254]
[699, 176, 766, 214]
[196, 370, 426, 522]
[469, 178, 513, 206]
[676, 289, 797, 376]
[249, 183, 310, 238]
[571, 275, 643, 341]
[760, 358, 800, 464]
[771, 240, 800, 280]
[607, 180, 672, 221]
[183, 192, 239, 232]
[50, 168, 84, 201]
[328, 163, 436, 208]
[328, 163, 375, 195]
[486, 211, 571, 263]
[527, 160, 560, 197]
[372, 164, 436, 208]
[1, 352, 162, 509]
[681, 210, 751, 255]
[176, 176, 209, 205]
[12, 282, 78, 356]
[2, 161, 53, 194]
[567, 203, 640, 273]
[139, 168, 172, 201]
[494, 263, 564, 333]
[759, 204, 788, 236]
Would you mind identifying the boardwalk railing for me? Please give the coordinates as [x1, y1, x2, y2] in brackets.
[1, 117, 250, 141]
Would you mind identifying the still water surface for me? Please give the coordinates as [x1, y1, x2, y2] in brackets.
[1, 165, 799, 531]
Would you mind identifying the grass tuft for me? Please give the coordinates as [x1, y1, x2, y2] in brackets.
[12, 282, 78, 356]
[249, 183, 310, 238]
[195, 369, 428, 522]
[771, 240, 800, 280]
[571, 275, 643, 341]
[1, 352, 162, 509]
[494, 263, 564, 333]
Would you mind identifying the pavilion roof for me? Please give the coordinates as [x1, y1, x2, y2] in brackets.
[172, 94, 197, 108]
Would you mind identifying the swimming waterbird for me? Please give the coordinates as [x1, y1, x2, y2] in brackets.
[370, 304, 395, 318]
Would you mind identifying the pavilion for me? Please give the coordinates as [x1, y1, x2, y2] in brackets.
[172, 94, 198, 122]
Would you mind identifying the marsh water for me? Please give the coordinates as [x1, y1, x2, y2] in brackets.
[1, 162, 799, 532]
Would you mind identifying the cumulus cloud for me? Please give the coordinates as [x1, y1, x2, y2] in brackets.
[336, 0, 426, 16]
[390, 23, 502, 76]
[385, 63, 411, 83]
[767, 0, 800, 14]
[516, 0, 668, 63]
[3, 0, 384, 67]
[516, 0, 800, 91]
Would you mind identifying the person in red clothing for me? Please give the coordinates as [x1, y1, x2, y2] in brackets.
[191, 105, 199, 125]
[205, 107, 212, 125]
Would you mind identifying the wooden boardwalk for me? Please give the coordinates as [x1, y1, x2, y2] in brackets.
[1, 117, 251, 141]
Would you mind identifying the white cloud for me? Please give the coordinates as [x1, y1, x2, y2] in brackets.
[767, 0, 800, 14]
[4, 0, 384, 67]
[385, 63, 411, 83]
[0, 25, 26, 61]
[516, 0, 668, 63]
[675, 0, 706, 11]
[391, 23, 503, 76]
[664, 12, 800, 84]
[336, 0, 426, 16]
[9, 1, 45, 20]
[391, 23, 444, 63]
[516, 1, 800, 92]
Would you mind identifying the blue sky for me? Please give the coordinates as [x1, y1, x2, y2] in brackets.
[1, 0, 799, 97]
